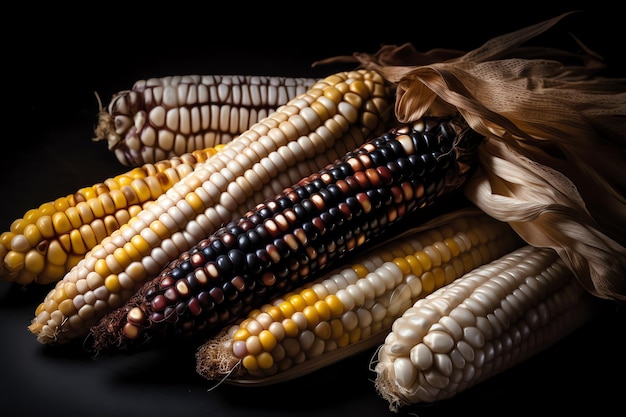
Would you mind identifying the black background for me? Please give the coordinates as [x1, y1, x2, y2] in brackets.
[2, 3, 625, 416]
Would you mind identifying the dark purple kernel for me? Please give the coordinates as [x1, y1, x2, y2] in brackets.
[216, 254, 233, 274]
[255, 249, 272, 268]
[175, 301, 187, 315]
[197, 291, 214, 309]
[237, 233, 253, 251]
[294, 186, 310, 200]
[319, 212, 336, 230]
[345, 196, 363, 217]
[163, 306, 177, 322]
[245, 252, 262, 274]
[179, 260, 193, 273]
[254, 224, 271, 242]
[318, 188, 334, 205]
[210, 239, 228, 255]
[169, 267, 184, 280]
[327, 207, 345, 226]
[247, 213, 263, 225]
[273, 238, 291, 258]
[257, 207, 274, 220]
[228, 249, 246, 273]
[221, 282, 239, 301]
[201, 245, 217, 259]
[209, 287, 225, 304]
[292, 203, 309, 221]
[276, 196, 292, 210]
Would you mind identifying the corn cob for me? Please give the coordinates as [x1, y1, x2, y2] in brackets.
[94, 74, 318, 166]
[87, 113, 485, 353]
[29, 69, 394, 345]
[374, 245, 601, 412]
[195, 209, 522, 384]
[0, 145, 224, 286]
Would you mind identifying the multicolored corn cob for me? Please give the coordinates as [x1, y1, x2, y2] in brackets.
[87, 113, 485, 353]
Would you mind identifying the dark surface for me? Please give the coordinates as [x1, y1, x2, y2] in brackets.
[2, 4, 625, 416]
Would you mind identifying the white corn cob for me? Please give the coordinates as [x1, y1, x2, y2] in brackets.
[374, 245, 600, 412]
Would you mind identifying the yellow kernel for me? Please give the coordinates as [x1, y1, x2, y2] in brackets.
[233, 327, 251, 342]
[336, 332, 350, 347]
[52, 286, 67, 304]
[325, 294, 344, 317]
[314, 300, 331, 322]
[105, 274, 121, 293]
[415, 251, 433, 271]
[46, 240, 68, 266]
[406, 255, 423, 276]
[123, 241, 142, 261]
[351, 263, 369, 278]
[265, 306, 284, 322]
[36, 216, 54, 238]
[3, 251, 24, 272]
[130, 234, 150, 255]
[313, 321, 331, 340]
[58, 299, 76, 316]
[256, 352, 274, 370]
[300, 288, 318, 306]
[432, 267, 446, 289]
[288, 294, 307, 312]
[443, 237, 461, 257]
[392, 257, 411, 275]
[185, 192, 205, 213]
[348, 327, 361, 344]
[69, 229, 87, 254]
[24, 251, 45, 274]
[278, 300, 296, 318]
[53, 197, 70, 212]
[323, 86, 342, 103]
[51, 212, 72, 235]
[421, 271, 435, 294]
[302, 305, 320, 328]
[242, 355, 259, 371]
[79, 225, 98, 251]
[281, 318, 299, 338]
[258, 329, 277, 352]
[94, 258, 110, 277]
[466, 229, 481, 246]
[86, 198, 105, 218]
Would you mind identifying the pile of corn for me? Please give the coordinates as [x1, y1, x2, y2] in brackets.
[2, 13, 625, 414]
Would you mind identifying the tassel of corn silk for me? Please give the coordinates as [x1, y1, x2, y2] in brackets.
[88, 114, 485, 353]
[319, 12, 626, 301]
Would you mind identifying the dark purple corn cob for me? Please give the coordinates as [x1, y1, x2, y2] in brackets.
[90, 114, 484, 352]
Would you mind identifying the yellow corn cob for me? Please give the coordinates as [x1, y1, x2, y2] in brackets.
[0, 145, 224, 286]
[29, 69, 394, 345]
[195, 209, 522, 384]
[374, 245, 601, 412]
[94, 74, 318, 166]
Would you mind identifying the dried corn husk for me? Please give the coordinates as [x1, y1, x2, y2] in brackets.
[316, 12, 626, 301]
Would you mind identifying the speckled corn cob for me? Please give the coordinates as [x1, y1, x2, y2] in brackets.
[94, 74, 318, 166]
[29, 69, 394, 345]
[88, 113, 485, 353]
[195, 209, 522, 385]
[0, 145, 223, 285]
